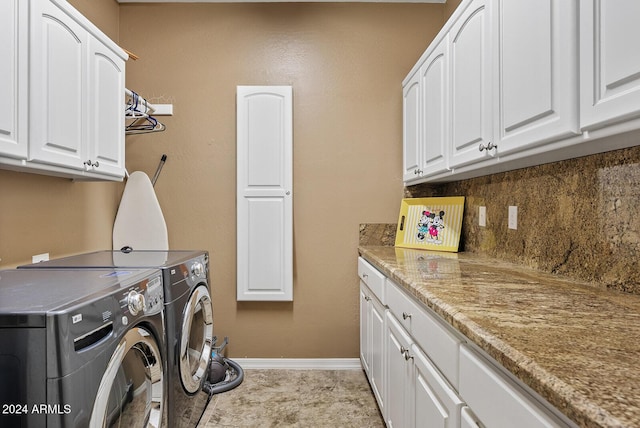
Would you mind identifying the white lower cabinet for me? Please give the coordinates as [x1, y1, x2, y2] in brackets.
[385, 313, 412, 428]
[359, 258, 387, 413]
[413, 342, 464, 428]
[459, 345, 571, 428]
[359, 257, 576, 428]
[461, 406, 484, 428]
[385, 312, 463, 428]
[360, 283, 385, 413]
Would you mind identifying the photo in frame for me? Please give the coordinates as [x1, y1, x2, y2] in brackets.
[394, 197, 465, 252]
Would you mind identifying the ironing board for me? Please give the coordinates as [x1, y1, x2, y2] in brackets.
[112, 171, 168, 250]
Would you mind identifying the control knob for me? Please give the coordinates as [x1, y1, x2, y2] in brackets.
[127, 290, 146, 315]
[191, 262, 204, 278]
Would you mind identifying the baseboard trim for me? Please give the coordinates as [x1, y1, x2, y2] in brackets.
[229, 358, 363, 370]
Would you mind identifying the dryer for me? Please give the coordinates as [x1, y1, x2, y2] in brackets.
[0, 268, 166, 428]
[20, 250, 215, 428]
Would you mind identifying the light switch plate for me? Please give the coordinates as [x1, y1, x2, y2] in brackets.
[478, 206, 486, 227]
[508, 206, 518, 230]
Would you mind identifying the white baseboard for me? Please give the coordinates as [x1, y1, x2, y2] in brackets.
[229, 358, 363, 370]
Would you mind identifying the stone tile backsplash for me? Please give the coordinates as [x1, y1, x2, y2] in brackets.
[404, 145, 640, 294]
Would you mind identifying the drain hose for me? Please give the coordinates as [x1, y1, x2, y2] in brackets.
[204, 358, 244, 396]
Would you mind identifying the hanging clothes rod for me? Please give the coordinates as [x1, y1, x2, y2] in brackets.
[125, 88, 154, 116]
[125, 88, 166, 135]
[125, 88, 173, 116]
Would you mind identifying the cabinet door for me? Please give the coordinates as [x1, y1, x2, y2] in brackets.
[459, 346, 567, 428]
[87, 36, 125, 178]
[461, 406, 484, 428]
[403, 71, 422, 182]
[495, 0, 579, 153]
[29, 0, 87, 170]
[449, 0, 493, 168]
[237, 86, 293, 301]
[360, 284, 372, 375]
[421, 35, 449, 177]
[413, 345, 464, 428]
[385, 313, 413, 428]
[370, 295, 385, 413]
[0, 0, 28, 159]
[580, 0, 640, 129]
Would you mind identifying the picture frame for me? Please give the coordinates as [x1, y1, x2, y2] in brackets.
[394, 197, 465, 252]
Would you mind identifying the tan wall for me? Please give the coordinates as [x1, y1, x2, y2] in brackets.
[0, 0, 121, 269]
[119, 3, 445, 357]
[444, 0, 463, 20]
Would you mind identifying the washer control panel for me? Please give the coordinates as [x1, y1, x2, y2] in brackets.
[121, 274, 163, 318]
[144, 275, 163, 315]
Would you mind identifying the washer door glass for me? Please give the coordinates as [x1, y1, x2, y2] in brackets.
[90, 326, 164, 428]
[179, 285, 214, 394]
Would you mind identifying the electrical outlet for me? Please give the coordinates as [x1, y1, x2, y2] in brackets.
[508, 206, 518, 230]
[32, 253, 49, 263]
[478, 206, 487, 227]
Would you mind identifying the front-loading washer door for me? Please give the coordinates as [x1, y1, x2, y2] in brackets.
[179, 285, 214, 394]
[90, 326, 164, 427]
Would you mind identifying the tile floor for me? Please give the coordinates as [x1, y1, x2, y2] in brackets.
[200, 369, 385, 427]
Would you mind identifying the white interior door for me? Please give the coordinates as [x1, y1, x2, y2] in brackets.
[237, 86, 293, 301]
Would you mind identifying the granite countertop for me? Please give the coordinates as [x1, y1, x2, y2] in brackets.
[358, 245, 640, 428]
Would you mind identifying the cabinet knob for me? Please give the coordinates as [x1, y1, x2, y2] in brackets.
[400, 346, 413, 361]
[479, 142, 498, 152]
[362, 273, 368, 279]
[364, 296, 371, 302]
[84, 160, 100, 168]
[402, 312, 412, 320]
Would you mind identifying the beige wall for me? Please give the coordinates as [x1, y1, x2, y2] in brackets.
[119, 3, 445, 357]
[0, 0, 122, 269]
[444, 0, 463, 20]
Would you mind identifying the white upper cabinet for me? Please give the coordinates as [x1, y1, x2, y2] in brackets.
[404, 0, 640, 183]
[580, 0, 640, 130]
[494, 0, 579, 154]
[0, 0, 127, 181]
[29, 0, 88, 171]
[421, 34, 450, 177]
[87, 37, 126, 177]
[403, 34, 450, 184]
[0, 0, 28, 160]
[449, 0, 494, 169]
[402, 71, 422, 182]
